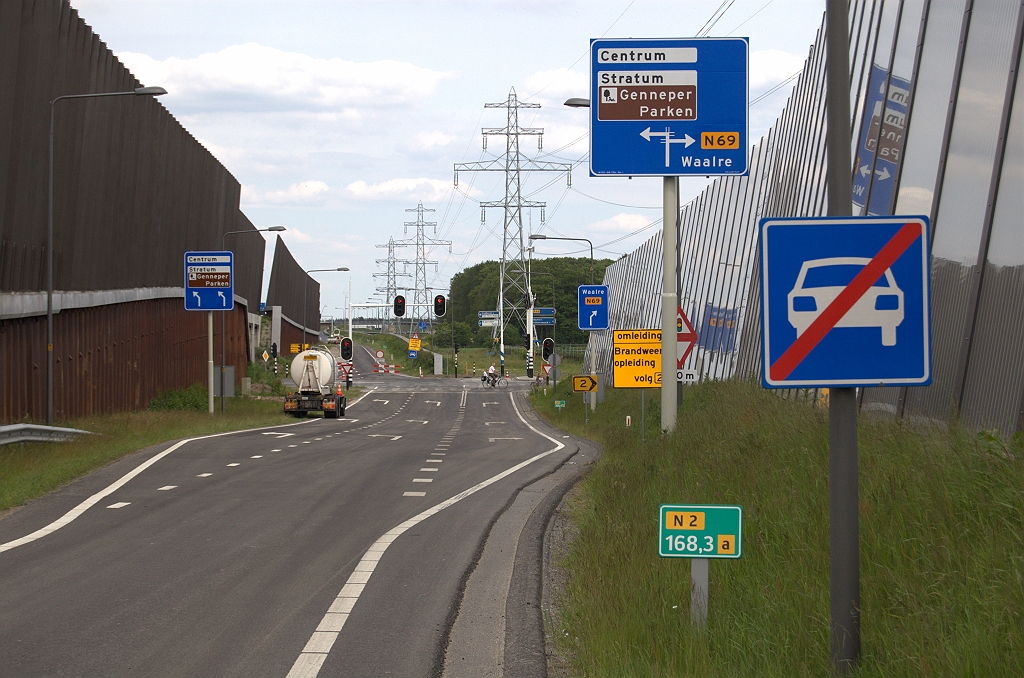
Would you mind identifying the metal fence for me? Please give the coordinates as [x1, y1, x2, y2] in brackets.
[590, 0, 1024, 435]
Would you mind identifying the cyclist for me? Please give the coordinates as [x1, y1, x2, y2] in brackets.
[487, 363, 497, 387]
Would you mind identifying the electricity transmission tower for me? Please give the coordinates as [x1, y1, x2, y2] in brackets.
[392, 202, 451, 333]
[454, 88, 571, 376]
[374, 237, 409, 331]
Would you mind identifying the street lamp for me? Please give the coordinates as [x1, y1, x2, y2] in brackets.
[528, 234, 595, 284]
[303, 268, 349, 351]
[47, 86, 167, 424]
[218, 226, 286, 413]
[564, 98, 591, 108]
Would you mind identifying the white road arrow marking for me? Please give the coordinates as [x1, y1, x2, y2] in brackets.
[261, 432, 295, 438]
[373, 399, 390, 405]
[488, 437, 523, 442]
[367, 434, 402, 441]
[482, 402, 499, 407]
[483, 421, 506, 426]
[875, 166, 891, 180]
[406, 420, 429, 424]
[640, 127, 696, 167]
[425, 400, 441, 406]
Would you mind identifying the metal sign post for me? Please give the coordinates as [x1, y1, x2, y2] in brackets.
[589, 37, 748, 435]
[185, 251, 233, 414]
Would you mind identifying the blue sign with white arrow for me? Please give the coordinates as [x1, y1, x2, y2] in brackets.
[578, 285, 609, 330]
[184, 251, 233, 311]
[590, 38, 748, 177]
[759, 216, 931, 388]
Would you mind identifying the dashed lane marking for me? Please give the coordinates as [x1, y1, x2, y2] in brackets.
[403, 492, 426, 497]
[197, 473, 212, 478]
[227, 463, 240, 467]
[157, 486, 177, 491]
[251, 455, 263, 459]
[412, 478, 433, 483]
[419, 468, 438, 472]
[107, 502, 130, 509]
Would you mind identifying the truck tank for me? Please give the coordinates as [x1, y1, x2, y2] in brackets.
[289, 347, 337, 394]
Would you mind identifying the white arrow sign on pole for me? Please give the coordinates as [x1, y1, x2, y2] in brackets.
[640, 127, 696, 167]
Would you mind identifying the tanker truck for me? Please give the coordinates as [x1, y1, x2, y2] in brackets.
[283, 346, 347, 418]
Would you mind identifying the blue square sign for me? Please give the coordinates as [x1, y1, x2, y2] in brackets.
[760, 216, 931, 388]
[184, 251, 233, 311]
[578, 285, 609, 330]
[590, 38, 748, 177]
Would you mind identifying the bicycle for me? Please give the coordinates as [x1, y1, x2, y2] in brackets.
[482, 373, 508, 388]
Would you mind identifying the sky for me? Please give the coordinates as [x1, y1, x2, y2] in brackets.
[71, 0, 826, 316]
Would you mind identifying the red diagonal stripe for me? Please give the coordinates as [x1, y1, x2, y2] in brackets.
[769, 222, 921, 382]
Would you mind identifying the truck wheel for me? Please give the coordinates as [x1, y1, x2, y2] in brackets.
[339, 405, 346, 417]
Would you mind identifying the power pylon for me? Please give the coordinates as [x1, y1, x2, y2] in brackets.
[392, 202, 451, 333]
[454, 88, 571, 376]
[374, 237, 410, 331]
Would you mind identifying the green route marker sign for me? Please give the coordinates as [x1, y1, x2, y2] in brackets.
[659, 504, 742, 559]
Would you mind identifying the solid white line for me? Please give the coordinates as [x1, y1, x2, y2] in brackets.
[286, 391, 565, 678]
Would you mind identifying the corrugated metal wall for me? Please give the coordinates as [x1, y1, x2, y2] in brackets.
[266, 236, 321, 335]
[0, 0, 283, 422]
[593, 0, 1024, 434]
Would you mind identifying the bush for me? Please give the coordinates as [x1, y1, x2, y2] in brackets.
[247, 359, 286, 395]
[147, 383, 208, 411]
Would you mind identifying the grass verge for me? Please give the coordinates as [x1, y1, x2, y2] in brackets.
[530, 380, 1024, 677]
[0, 395, 300, 514]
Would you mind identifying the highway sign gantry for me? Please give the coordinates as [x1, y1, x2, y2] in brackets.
[612, 329, 661, 387]
[572, 375, 599, 393]
[184, 251, 233, 311]
[578, 285, 609, 330]
[760, 216, 931, 388]
[590, 38, 749, 177]
[659, 504, 742, 559]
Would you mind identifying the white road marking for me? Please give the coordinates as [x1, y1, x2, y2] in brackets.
[0, 394, 388, 555]
[157, 486, 177, 491]
[406, 420, 429, 424]
[367, 435, 402, 441]
[286, 391, 564, 678]
[227, 463, 240, 467]
[425, 400, 441, 406]
[459, 390, 467, 407]
[372, 399, 390, 405]
[403, 492, 426, 497]
[482, 402, 498, 407]
[484, 422, 506, 426]
[431, 453, 445, 456]
[425, 459, 443, 463]
[106, 502, 130, 509]
[288, 445, 298, 448]
[315, 438, 323, 441]
[412, 478, 433, 483]
[197, 473, 212, 477]
[251, 455, 263, 459]
[302, 441, 311, 444]
[272, 449, 282, 452]
[488, 437, 523, 442]
[262, 432, 295, 438]
[419, 468, 438, 472]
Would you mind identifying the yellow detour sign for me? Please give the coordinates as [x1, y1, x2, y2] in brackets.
[409, 337, 422, 351]
[290, 343, 301, 354]
[572, 375, 598, 392]
[613, 329, 662, 387]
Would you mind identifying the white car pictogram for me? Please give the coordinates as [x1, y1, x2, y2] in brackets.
[788, 257, 904, 346]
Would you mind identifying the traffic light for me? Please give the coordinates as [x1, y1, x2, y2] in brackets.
[454, 343, 459, 354]
[394, 295, 406, 317]
[270, 343, 278, 358]
[542, 337, 555, 361]
[340, 337, 353, 361]
[433, 294, 446, 317]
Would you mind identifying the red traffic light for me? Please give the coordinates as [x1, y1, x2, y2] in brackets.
[340, 337, 353, 361]
[394, 295, 406, 317]
[433, 294, 446, 317]
[542, 337, 555, 360]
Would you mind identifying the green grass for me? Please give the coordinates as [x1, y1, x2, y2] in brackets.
[531, 380, 1024, 677]
[0, 396, 299, 513]
[354, 332, 437, 376]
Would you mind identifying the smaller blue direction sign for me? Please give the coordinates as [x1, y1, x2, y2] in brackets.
[760, 216, 931, 388]
[408, 350, 418, 359]
[578, 285, 609, 330]
[533, 317, 555, 326]
[184, 251, 233, 311]
[533, 307, 555, 317]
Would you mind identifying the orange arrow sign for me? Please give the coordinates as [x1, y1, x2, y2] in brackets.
[572, 375, 599, 392]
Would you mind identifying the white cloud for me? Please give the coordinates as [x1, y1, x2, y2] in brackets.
[520, 68, 589, 103]
[116, 43, 453, 114]
[241, 181, 329, 207]
[345, 177, 463, 203]
[415, 131, 457, 150]
[584, 213, 654, 235]
[750, 49, 806, 90]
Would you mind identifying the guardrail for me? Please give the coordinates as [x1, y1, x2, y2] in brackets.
[0, 424, 96, 446]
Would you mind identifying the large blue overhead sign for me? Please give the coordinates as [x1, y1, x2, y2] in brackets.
[184, 251, 233, 311]
[760, 216, 931, 388]
[590, 38, 749, 177]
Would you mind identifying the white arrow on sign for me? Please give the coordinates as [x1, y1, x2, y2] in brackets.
[482, 402, 499, 407]
[368, 434, 402, 441]
[640, 127, 696, 167]
[406, 420, 429, 424]
[425, 400, 441, 406]
[859, 164, 870, 177]
[373, 399, 390, 405]
[875, 166, 891, 181]
[261, 432, 294, 438]
[192, 291, 201, 307]
[484, 421, 506, 426]
[488, 437, 523, 442]
[217, 291, 226, 306]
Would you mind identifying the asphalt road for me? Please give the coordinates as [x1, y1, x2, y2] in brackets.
[0, 343, 577, 677]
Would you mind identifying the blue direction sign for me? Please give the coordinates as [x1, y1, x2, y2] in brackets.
[578, 285, 609, 330]
[408, 350, 418, 359]
[590, 38, 748, 177]
[184, 251, 233, 311]
[760, 216, 931, 388]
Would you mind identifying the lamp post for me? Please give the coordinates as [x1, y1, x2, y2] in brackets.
[219, 226, 285, 413]
[47, 86, 166, 424]
[528, 234, 594, 284]
[303, 268, 349, 352]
